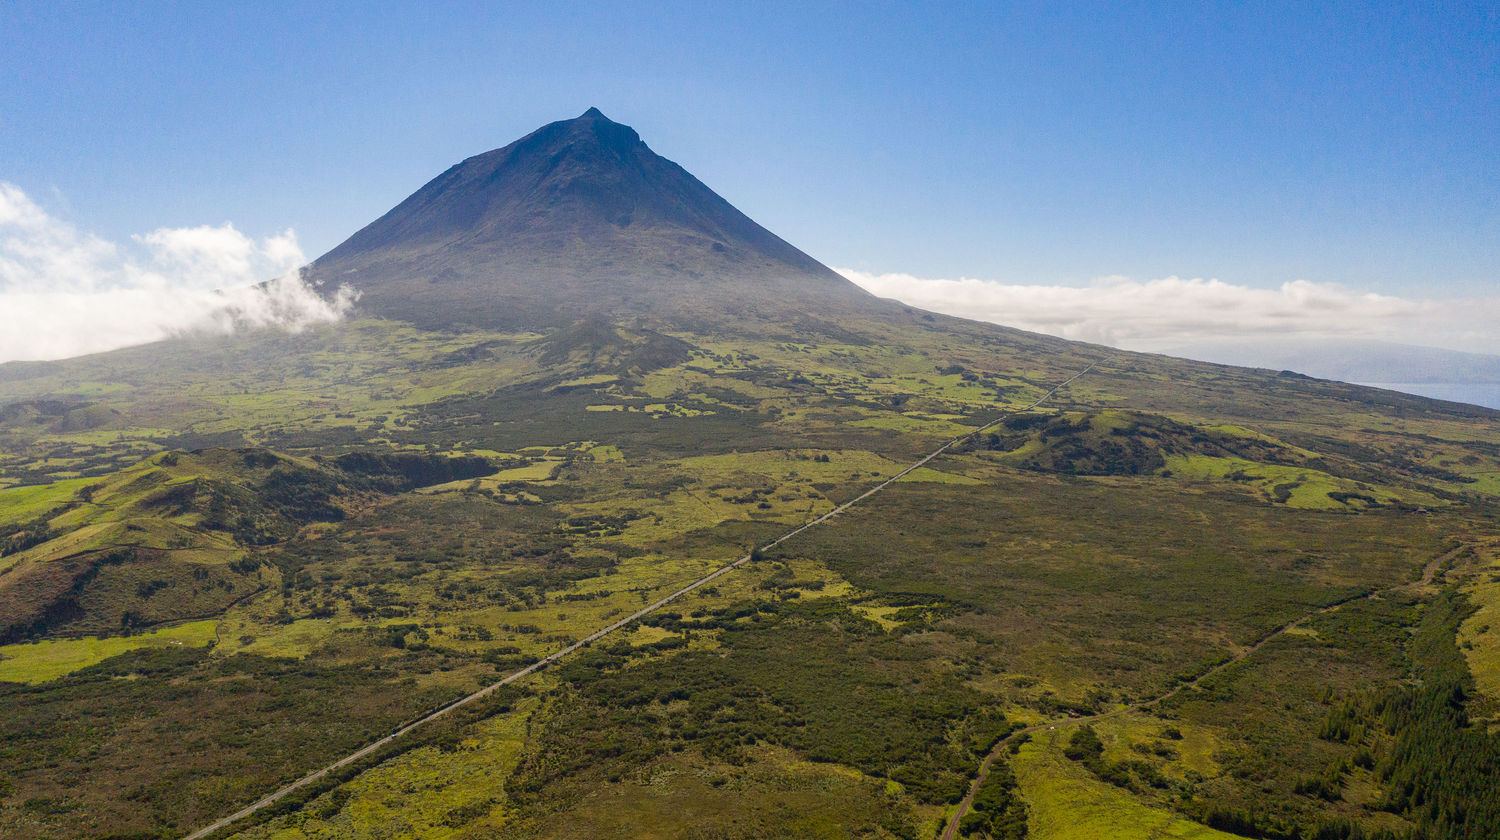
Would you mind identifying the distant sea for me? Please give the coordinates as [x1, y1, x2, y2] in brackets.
[1357, 383, 1500, 411]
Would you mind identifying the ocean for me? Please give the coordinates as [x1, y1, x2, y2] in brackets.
[1357, 383, 1500, 411]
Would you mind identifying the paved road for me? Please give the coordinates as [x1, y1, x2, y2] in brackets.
[936, 544, 1466, 840]
[181, 360, 1100, 840]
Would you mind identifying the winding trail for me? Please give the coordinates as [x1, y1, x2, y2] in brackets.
[182, 360, 1101, 840]
[936, 544, 1466, 840]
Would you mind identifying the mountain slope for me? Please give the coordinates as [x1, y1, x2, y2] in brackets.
[308, 108, 875, 328]
[2, 112, 1500, 840]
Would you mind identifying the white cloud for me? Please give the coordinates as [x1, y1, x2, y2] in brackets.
[134, 224, 261, 287]
[837, 268, 1500, 356]
[0, 182, 356, 363]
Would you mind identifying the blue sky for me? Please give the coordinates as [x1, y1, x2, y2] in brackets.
[1, 1, 1497, 360]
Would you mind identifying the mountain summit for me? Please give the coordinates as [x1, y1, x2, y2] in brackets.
[309, 108, 871, 328]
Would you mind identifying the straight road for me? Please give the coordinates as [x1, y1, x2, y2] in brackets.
[183, 360, 1100, 840]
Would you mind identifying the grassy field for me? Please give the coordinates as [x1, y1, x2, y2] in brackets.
[230, 696, 540, 840]
[1458, 537, 1500, 707]
[0, 619, 219, 684]
[1012, 729, 1239, 840]
[1161, 453, 1437, 510]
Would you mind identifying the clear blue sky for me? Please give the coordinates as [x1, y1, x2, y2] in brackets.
[2, 1, 1496, 295]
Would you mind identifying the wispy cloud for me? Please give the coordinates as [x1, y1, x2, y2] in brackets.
[837, 268, 1500, 355]
[0, 182, 356, 363]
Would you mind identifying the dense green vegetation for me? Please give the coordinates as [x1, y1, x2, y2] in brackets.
[1, 312, 1498, 839]
[518, 597, 1008, 807]
[1375, 591, 1500, 839]
[961, 757, 1028, 839]
[0, 645, 463, 837]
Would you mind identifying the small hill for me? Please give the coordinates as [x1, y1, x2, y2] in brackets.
[0, 449, 496, 643]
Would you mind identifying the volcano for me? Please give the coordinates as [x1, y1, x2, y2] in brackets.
[308, 108, 875, 329]
[9, 105, 1500, 840]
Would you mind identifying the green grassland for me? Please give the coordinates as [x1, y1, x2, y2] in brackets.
[1012, 729, 1240, 840]
[0, 477, 99, 525]
[1458, 538, 1500, 708]
[1161, 453, 1436, 510]
[0, 618, 219, 684]
[0, 312, 1498, 839]
[231, 696, 541, 840]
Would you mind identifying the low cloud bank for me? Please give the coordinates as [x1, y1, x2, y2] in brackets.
[837, 268, 1500, 356]
[0, 182, 356, 363]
